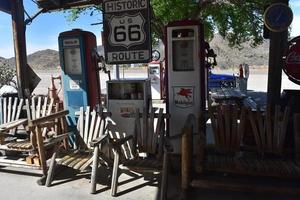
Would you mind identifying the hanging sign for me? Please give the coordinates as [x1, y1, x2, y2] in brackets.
[283, 36, 300, 84]
[103, 0, 151, 64]
[0, 0, 11, 14]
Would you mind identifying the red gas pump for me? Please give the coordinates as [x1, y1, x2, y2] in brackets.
[165, 20, 206, 153]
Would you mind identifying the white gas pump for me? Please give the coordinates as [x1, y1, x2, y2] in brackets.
[166, 20, 206, 153]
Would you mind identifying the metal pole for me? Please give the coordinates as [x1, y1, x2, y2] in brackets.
[266, 0, 289, 111]
[11, 0, 30, 98]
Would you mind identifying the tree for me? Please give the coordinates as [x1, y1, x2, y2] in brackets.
[66, 0, 273, 47]
[0, 61, 16, 88]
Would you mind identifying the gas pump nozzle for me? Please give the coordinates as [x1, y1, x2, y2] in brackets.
[92, 47, 111, 81]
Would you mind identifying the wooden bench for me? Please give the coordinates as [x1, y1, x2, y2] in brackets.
[182, 104, 300, 196]
[0, 96, 69, 184]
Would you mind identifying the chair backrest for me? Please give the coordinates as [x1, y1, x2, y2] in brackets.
[0, 97, 24, 124]
[209, 104, 246, 154]
[108, 107, 166, 160]
[248, 105, 290, 155]
[76, 106, 106, 150]
[26, 96, 55, 121]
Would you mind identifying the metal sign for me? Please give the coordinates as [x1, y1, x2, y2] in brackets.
[0, 0, 11, 14]
[103, 0, 151, 64]
[283, 36, 300, 84]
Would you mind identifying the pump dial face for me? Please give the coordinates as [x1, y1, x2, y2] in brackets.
[64, 48, 82, 75]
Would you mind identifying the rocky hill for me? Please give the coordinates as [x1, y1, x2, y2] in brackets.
[1, 35, 269, 70]
[210, 34, 269, 68]
[5, 49, 60, 70]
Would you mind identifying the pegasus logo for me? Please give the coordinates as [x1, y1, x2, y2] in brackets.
[177, 88, 192, 100]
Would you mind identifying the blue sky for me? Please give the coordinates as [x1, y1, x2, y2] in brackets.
[0, 1, 300, 58]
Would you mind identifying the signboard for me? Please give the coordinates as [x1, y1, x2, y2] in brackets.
[0, 0, 11, 14]
[283, 36, 300, 84]
[173, 86, 194, 108]
[103, 0, 151, 64]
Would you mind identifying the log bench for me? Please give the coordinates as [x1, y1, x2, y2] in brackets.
[182, 104, 300, 197]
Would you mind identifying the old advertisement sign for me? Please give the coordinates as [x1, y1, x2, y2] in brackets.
[103, 0, 151, 64]
[283, 36, 300, 84]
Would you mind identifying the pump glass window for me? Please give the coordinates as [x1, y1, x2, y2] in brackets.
[64, 48, 82, 75]
[172, 40, 194, 71]
[172, 28, 195, 71]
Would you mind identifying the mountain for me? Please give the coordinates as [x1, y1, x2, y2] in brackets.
[210, 34, 269, 68]
[5, 49, 60, 70]
[1, 36, 270, 70]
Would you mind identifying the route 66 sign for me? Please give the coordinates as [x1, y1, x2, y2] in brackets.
[109, 14, 146, 48]
[103, 0, 151, 64]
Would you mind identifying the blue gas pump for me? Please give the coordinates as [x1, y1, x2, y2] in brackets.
[58, 29, 101, 128]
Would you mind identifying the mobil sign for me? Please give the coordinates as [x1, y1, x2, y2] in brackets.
[103, 0, 151, 64]
[284, 36, 300, 84]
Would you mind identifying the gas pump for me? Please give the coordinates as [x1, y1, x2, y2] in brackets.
[59, 29, 101, 126]
[166, 20, 206, 153]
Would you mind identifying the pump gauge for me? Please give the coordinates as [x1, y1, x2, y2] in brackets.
[64, 48, 82, 75]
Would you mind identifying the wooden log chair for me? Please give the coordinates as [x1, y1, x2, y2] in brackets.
[182, 103, 300, 196]
[109, 108, 171, 200]
[45, 106, 112, 194]
[0, 97, 25, 144]
[0, 96, 69, 184]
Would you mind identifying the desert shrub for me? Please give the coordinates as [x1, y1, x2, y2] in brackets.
[0, 62, 16, 88]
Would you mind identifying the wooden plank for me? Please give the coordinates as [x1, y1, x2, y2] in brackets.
[68, 154, 88, 168]
[36, 96, 42, 118]
[79, 156, 94, 171]
[88, 110, 97, 148]
[92, 115, 102, 140]
[3, 97, 7, 123]
[41, 97, 48, 117]
[153, 108, 163, 154]
[273, 105, 280, 149]
[7, 97, 12, 122]
[0, 98, 3, 124]
[249, 110, 262, 153]
[135, 108, 141, 149]
[266, 106, 273, 152]
[11, 97, 18, 121]
[237, 107, 246, 151]
[31, 97, 36, 120]
[142, 108, 147, 152]
[231, 106, 238, 151]
[73, 155, 92, 170]
[279, 106, 290, 151]
[35, 126, 47, 175]
[294, 114, 300, 161]
[217, 108, 225, 151]
[78, 107, 84, 146]
[83, 106, 91, 146]
[148, 108, 155, 153]
[256, 107, 265, 151]
[209, 109, 219, 149]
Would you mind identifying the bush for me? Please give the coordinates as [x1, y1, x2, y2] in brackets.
[0, 62, 16, 88]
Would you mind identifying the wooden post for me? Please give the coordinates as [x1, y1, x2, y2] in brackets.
[181, 127, 192, 191]
[11, 0, 30, 98]
[266, 0, 289, 110]
[294, 114, 300, 160]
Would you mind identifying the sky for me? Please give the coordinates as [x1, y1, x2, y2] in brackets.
[0, 1, 300, 59]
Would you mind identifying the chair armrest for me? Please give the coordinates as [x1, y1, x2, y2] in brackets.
[90, 134, 108, 147]
[44, 132, 71, 148]
[109, 135, 133, 148]
[28, 110, 69, 127]
[0, 118, 28, 133]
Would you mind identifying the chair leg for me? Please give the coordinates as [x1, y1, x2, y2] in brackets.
[45, 151, 57, 187]
[111, 149, 120, 197]
[90, 146, 99, 194]
[160, 152, 169, 200]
